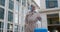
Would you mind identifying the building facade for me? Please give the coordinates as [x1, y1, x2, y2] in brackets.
[0, 0, 40, 32]
[0, 0, 20, 32]
[0, 0, 28, 32]
[39, 0, 60, 32]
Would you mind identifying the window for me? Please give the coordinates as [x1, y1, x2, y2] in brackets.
[22, 0, 26, 6]
[15, 1, 19, 12]
[17, 0, 21, 2]
[47, 14, 59, 25]
[0, 0, 5, 6]
[0, 22, 4, 28]
[7, 30, 13, 32]
[7, 23, 13, 32]
[28, 5, 32, 10]
[7, 23, 13, 29]
[9, 0, 14, 10]
[14, 25, 18, 32]
[46, 0, 58, 8]
[0, 22, 4, 32]
[8, 11, 13, 22]
[0, 8, 4, 19]
[17, 0, 19, 1]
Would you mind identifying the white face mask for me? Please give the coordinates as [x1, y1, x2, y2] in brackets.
[36, 20, 41, 28]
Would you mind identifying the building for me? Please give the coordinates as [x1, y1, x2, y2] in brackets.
[0, 0, 20, 32]
[0, 0, 27, 32]
[0, 0, 40, 32]
[39, 0, 60, 32]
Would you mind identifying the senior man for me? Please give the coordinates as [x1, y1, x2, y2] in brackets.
[25, 5, 41, 32]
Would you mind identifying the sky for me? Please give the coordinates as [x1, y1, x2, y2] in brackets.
[34, 0, 40, 7]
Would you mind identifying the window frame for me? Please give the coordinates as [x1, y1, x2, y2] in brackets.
[0, 0, 5, 6]
[9, 0, 14, 10]
[46, 0, 58, 8]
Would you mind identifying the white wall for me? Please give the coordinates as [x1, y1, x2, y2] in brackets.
[58, 0, 60, 8]
[40, 0, 46, 10]
[40, 13, 48, 29]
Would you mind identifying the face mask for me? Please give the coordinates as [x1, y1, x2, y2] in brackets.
[36, 20, 41, 28]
